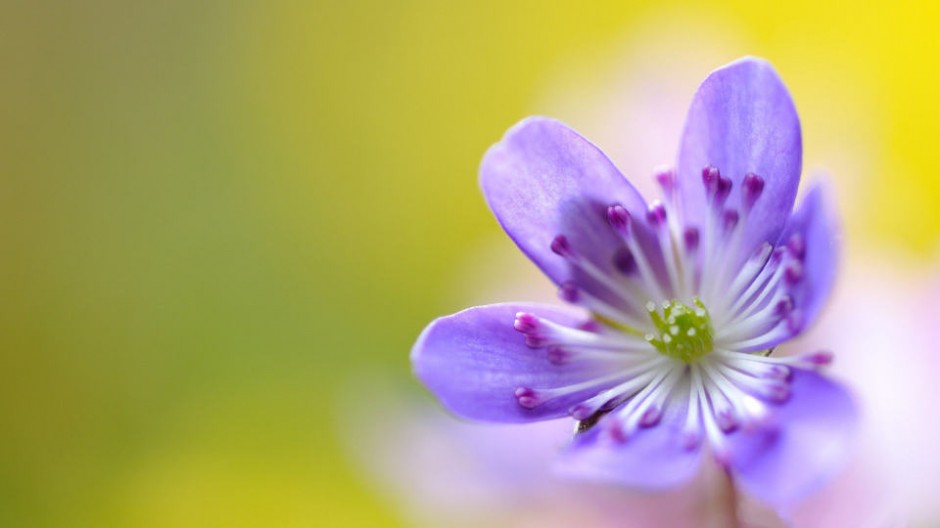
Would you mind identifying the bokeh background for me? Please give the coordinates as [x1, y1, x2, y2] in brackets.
[4, 1, 940, 526]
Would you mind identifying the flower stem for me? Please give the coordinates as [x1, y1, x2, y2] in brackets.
[718, 466, 741, 527]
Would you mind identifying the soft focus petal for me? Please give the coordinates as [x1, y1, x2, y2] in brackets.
[412, 303, 619, 423]
[480, 117, 661, 306]
[726, 369, 857, 508]
[677, 57, 802, 267]
[556, 392, 703, 489]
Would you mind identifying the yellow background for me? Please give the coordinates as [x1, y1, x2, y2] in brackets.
[2, 1, 937, 526]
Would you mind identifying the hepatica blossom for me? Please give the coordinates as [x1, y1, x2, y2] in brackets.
[412, 58, 856, 508]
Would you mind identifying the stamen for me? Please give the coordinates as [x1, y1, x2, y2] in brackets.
[550, 232, 657, 309]
[702, 165, 720, 197]
[787, 233, 806, 261]
[785, 260, 804, 285]
[558, 282, 579, 303]
[513, 312, 648, 350]
[742, 173, 765, 211]
[683, 227, 700, 252]
[726, 247, 790, 319]
[566, 358, 668, 420]
[647, 201, 667, 226]
[718, 291, 793, 343]
[722, 209, 740, 234]
[606, 204, 667, 301]
[606, 205, 632, 236]
[716, 242, 773, 321]
[715, 176, 733, 207]
[719, 319, 795, 352]
[550, 234, 576, 259]
[701, 371, 738, 432]
[655, 167, 676, 199]
[726, 349, 833, 370]
[607, 365, 678, 438]
[642, 365, 685, 428]
[514, 368, 637, 410]
[613, 247, 637, 275]
[718, 363, 790, 402]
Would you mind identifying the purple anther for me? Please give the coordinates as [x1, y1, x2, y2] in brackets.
[716, 409, 738, 433]
[742, 172, 765, 209]
[702, 165, 720, 196]
[646, 201, 667, 226]
[578, 320, 602, 332]
[606, 204, 632, 236]
[680, 430, 701, 451]
[524, 334, 548, 348]
[769, 246, 787, 266]
[763, 365, 792, 380]
[550, 234, 576, 259]
[715, 175, 733, 206]
[547, 346, 572, 366]
[514, 387, 542, 409]
[784, 261, 804, 285]
[722, 209, 740, 233]
[558, 282, 580, 303]
[606, 420, 628, 443]
[787, 233, 806, 261]
[683, 227, 700, 252]
[804, 350, 834, 366]
[655, 167, 676, 196]
[613, 247, 637, 275]
[569, 402, 595, 420]
[639, 405, 662, 427]
[513, 312, 539, 334]
[774, 295, 795, 317]
[785, 311, 805, 334]
[764, 381, 791, 403]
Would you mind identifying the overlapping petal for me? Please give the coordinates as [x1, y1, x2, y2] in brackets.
[677, 57, 802, 269]
[412, 303, 621, 423]
[725, 369, 857, 508]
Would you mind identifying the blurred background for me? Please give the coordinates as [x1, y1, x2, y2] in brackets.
[3, 1, 940, 526]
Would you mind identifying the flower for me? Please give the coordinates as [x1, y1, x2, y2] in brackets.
[411, 57, 856, 509]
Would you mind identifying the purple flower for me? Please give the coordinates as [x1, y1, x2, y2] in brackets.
[411, 57, 856, 508]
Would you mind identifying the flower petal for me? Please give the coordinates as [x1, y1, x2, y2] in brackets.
[555, 392, 703, 489]
[677, 57, 802, 267]
[412, 303, 619, 423]
[726, 369, 857, 508]
[480, 117, 660, 307]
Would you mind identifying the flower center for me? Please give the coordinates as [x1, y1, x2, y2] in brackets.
[645, 299, 714, 363]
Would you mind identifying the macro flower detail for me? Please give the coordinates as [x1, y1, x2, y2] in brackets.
[411, 57, 856, 508]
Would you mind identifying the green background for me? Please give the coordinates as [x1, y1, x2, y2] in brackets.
[2, 1, 938, 525]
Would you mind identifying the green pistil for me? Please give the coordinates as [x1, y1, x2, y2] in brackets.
[646, 298, 714, 363]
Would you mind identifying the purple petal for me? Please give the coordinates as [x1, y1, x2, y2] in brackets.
[726, 369, 857, 508]
[556, 394, 703, 489]
[412, 303, 619, 423]
[480, 117, 663, 306]
[677, 57, 802, 267]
